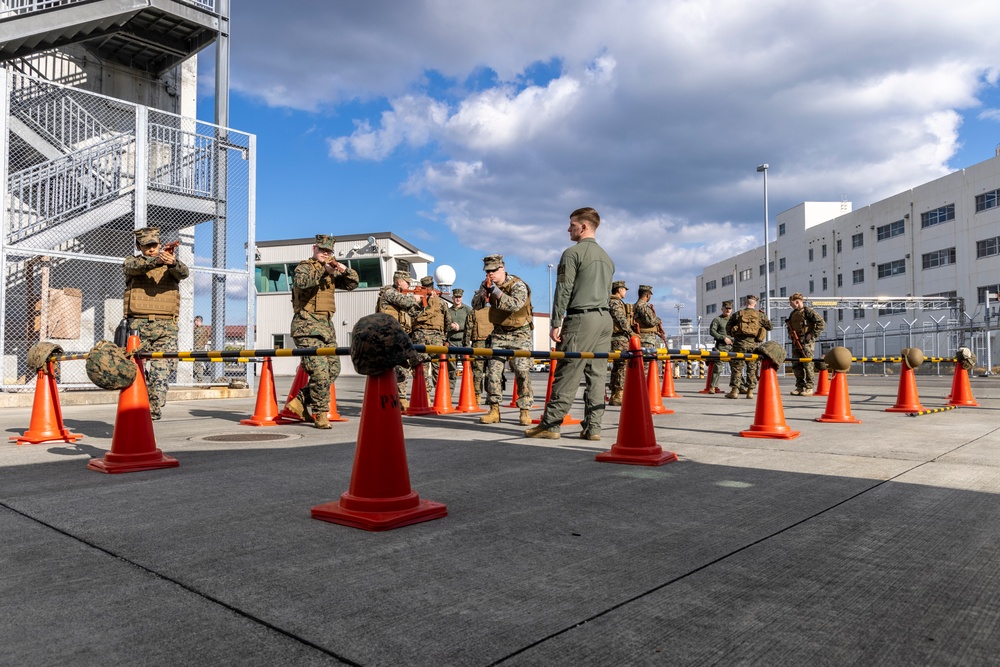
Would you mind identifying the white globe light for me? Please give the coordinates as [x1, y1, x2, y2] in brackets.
[434, 265, 456, 287]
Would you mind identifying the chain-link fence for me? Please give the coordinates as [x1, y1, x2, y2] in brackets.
[1, 71, 255, 391]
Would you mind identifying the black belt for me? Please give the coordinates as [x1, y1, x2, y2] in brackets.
[566, 307, 609, 315]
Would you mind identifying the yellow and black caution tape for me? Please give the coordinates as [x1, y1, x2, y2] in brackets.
[906, 405, 958, 417]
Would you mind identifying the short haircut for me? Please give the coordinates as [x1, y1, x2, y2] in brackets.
[570, 207, 601, 229]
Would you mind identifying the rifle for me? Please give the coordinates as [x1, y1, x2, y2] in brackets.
[162, 240, 180, 254]
[788, 327, 807, 358]
[649, 304, 668, 343]
[402, 285, 450, 308]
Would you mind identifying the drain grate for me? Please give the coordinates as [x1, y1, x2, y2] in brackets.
[201, 433, 296, 443]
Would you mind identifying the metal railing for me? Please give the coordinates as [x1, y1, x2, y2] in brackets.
[0, 0, 215, 20]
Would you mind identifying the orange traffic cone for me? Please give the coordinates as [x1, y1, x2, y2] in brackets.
[660, 359, 679, 399]
[88, 334, 179, 473]
[532, 357, 581, 425]
[815, 371, 861, 424]
[431, 354, 455, 415]
[647, 360, 673, 415]
[11, 363, 83, 445]
[240, 357, 281, 426]
[885, 363, 925, 413]
[741, 359, 801, 438]
[311, 368, 447, 531]
[813, 369, 831, 396]
[506, 375, 519, 407]
[404, 363, 435, 415]
[323, 382, 350, 422]
[947, 362, 979, 407]
[277, 365, 310, 423]
[698, 361, 716, 394]
[455, 357, 485, 413]
[597, 336, 679, 466]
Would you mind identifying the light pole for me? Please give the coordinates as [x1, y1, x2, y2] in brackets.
[674, 303, 684, 346]
[547, 264, 554, 320]
[756, 163, 770, 330]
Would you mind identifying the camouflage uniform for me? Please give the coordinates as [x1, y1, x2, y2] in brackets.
[447, 289, 473, 391]
[123, 227, 189, 420]
[633, 289, 663, 375]
[725, 297, 773, 397]
[707, 302, 733, 392]
[786, 298, 826, 394]
[290, 237, 359, 419]
[474, 266, 534, 411]
[411, 276, 452, 397]
[376, 276, 422, 400]
[608, 281, 632, 404]
[193, 320, 212, 382]
[463, 303, 494, 401]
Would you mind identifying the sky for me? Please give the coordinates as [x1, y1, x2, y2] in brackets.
[195, 0, 1000, 326]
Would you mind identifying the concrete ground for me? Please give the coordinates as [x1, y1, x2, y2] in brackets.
[2, 367, 999, 666]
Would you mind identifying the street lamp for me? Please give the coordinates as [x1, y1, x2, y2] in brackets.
[547, 264, 554, 320]
[756, 163, 770, 332]
[674, 303, 684, 345]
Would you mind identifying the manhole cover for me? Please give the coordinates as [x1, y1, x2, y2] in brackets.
[200, 433, 297, 443]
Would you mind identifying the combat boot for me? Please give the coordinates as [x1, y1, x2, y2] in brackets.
[314, 414, 331, 429]
[479, 404, 501, 424]
[745, 388, 754, 399]
[399, 397, 409, 411]
[519, 408, 532, 425]
[524, 424, 560, 439]
[609, 390, 623, 406]
[725, 388, 739, 399]
[284, 397, 307, 420]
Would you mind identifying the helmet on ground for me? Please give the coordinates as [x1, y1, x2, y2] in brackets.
[755, 340, 786, 366]
[85, 340, 137, 390]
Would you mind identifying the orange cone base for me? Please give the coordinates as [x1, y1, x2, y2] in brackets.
[885, 404, 924, 413]
[240, 417, 280, 426]
[740, 425, 801, 439]
[12, 429, 83, 446]
[595, 446, 678, 466]
[88, 450, 179, 474]
[815, 414, 861, 424]
[325, 384, 350, 422]
[312, 493, 447, 531]
[532, 413, 582, 425]
[650, 405, 674, 415]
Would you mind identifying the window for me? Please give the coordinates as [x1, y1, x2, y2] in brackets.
[978, 285, 1000, 304]
[808, 280, 814, 293]
[837, 308, 844, 321]
[821, 244, 827, 258]
[254, 263, 294, 293]
[851, 233, 864, 249]
[853, 308, 866, 320]
[921, 204, 955, 228]
[769, 260, 774, 273]
[922, 248, 956, 269]
[877, 259, 906, 279]
[878, 306, 906, 315]
[759, 263, 766, 276]
[976, 236, 1000, 259]
[876, 220, 905, 241]
[852, 268, 865, 284]
[344, 258, 384, 288]
[272, 334, 286, 349]
[706, 303, 717, 314]
[739, 268, 753, 281]
[836, 239, 843, 253]
[779, 223, 786, 236]
[822, 277, 828, 290]
[721, 275, 733, 287]
[705, 279, 717, 291]
[975, 189, 1000, 213]
[837, 273, 843, 287]
[779, 287, 787, 297]
[808, 248, 814, 262]
[779, 257, 786, 270]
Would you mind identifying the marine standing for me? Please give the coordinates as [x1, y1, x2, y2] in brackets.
[725, 294, 772, 399]
[608, 280, 632, 405]
[786, 292, 826, 396]
[122, 227, 189, 421]
[475, 255, 534, 426]
[707, 300, 734, 394]
[463, 299, 494, 403]
[525, 207, 614, 440]
[192, 315, 211, 383]
[376, 270, 423, 409]
[632, 285, 663, 375]
[284, 234, 359, 428]
[410, 275, 452, 397]
[447, 288, 473, 392]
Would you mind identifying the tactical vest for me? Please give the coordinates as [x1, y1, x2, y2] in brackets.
[123, 264, 180, 318]
[633, 301, 658, 334]
[786, 308, 808, 335]
[611, 297, 634, 335]
[731, 308, 763, 338]
[488, 274, 533, 331]
[376, 287, 413, 334]
[413, 294, 445, 331]
[291, 259, 337, 315]
[469, 306, 495, 341]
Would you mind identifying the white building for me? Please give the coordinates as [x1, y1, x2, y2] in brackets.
[698, 151, 1000, 363]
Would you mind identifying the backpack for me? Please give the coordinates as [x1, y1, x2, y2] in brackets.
[86, 340, 137, 390]
[736, 309, 762, 338]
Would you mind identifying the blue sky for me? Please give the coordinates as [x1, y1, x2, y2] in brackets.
[196, 0, 1000, 325]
